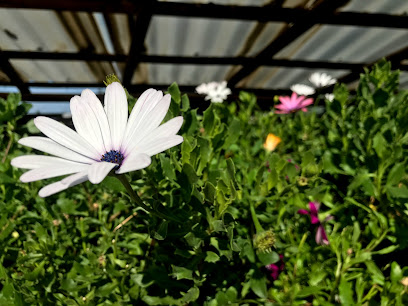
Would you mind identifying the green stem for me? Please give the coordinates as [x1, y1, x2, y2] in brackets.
[116, 174, 170, 220]
[249, 202, 264, 234]
[2, 134, 13, 163]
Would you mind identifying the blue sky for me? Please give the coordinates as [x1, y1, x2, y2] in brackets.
[0, 86, 106, 115]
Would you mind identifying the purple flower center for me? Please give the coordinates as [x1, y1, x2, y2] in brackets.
[101, 150, 124, 166]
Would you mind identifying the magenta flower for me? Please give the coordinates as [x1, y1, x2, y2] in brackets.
[265, 254, 285, 280]
[298, 202, 333, 245]
[275, 92, 314, 114]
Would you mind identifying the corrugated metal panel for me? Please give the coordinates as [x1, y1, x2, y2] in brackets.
[0, 0, 407, 100]
[145, 16, 258, 57]
[9, 60, 99, 82]
[0, 9, 78, 52]
[243, 67, 349, 89]
[158, 0, 271, 6]
[133, 63, 238, 85]
[341, 0, 408, 13]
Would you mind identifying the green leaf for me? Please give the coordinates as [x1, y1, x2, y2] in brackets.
[153, 220, 169, 240]
[373, 88, 389, 107]
[197, 136, 211, 175]
[96, 281, 118, 297]
[0, 173, 14, 184]
[181, 94, 190, 112]
[182, 109, 198, 136]
[373, 132, 387, 158]
[100, 176, 126, 192]
[387, 185, 408, 198]
[301, 151, 314, 168]
[226, 158, 238, 187]
[181, 287, 200, 303]
[390, 261, 402, 282]
[182, 163, 198, 185]
[250, 274, 267, 299]
[204, 182, 216, 203]
[339, 278, 354, 305]
[373, 245, 399, 255]
[387, 163, 405, 186]
[223, 118, 241, 149]
[297, 286, 322, 298]
[172, 265, 193, 280]
[159, 155, 176, 181]
[203, 105, 215, 136]
[365, 261, 385, 285]
[257, 251, 279, 266]
[205, 251, 220, 263]
[24, 261, 45, 281]
[167, 82, 181, 104]
[26, 119, 40, 134]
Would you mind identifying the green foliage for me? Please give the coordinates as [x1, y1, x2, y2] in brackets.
[1, 60, 408, 304]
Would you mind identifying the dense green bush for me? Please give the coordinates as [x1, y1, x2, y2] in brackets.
[1, 60, 408, 305]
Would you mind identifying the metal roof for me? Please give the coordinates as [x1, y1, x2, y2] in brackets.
[0, 0, 407, 114]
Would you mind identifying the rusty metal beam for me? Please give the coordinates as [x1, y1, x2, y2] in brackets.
[227, 0, 350, 87]
[0, 50, 30, 94]
[1, 1, 408, 29]
[338, 45, 408, 85]
[122, 1, 156, 87]
[2, 51, 377, 71]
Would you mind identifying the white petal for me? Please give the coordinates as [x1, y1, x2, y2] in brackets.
[122, 94, 171, 155]
[34, 116, 100, 160]
[11, 155, 86, 169]
[81, 89, 112, 151]
[104, 82, 128, 150]
[18, 137, 95, 164]
[88, 162, 116, 184]
[136, 116, 183, 147]
[116, 153, 151, 174]
[121, 89, 162, 151]
[38, 171, 88, 198]
[20, 162, 89, 183]
[137, 135, 183, 157]
[70, 95, 106, 154]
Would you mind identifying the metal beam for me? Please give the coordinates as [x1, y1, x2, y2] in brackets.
[1, 1, 408, 29]
[0, 84, 290, 99]
[2, 51, 127, 61]
[338, 45, 408, 85]
[122, 1, 156, 87]
[0, 50, 30, 94]
[0, 87, 290, 111]
[227, 0, 350, 87]
[2, 51, 376, 71]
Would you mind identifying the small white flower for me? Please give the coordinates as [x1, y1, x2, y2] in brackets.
[196, 81, 231, 103]
[325, 93, 335, 102]
[309, 72, 337, 88]
[290, 84, 316, 96]
[12, 82, 184, 197]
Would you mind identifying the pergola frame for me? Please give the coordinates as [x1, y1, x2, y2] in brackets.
[0, 0, 408, 109]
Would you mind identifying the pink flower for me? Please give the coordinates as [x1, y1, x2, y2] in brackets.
[298, 202, 333, 245]
[275, 92, 314, 114]
[265, 254, 285, 280]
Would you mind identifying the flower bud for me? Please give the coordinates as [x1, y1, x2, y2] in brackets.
[253, 229, 275, 253]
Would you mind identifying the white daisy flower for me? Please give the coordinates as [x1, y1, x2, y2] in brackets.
[325, 93, 335, 102]
[290, 84, 316, 96]
[11, 82, 183, 197]
[309, 72, 337, 88]
[196, 81, 231, 103]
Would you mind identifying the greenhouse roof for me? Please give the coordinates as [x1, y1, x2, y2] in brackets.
[0, 0, 408, 114]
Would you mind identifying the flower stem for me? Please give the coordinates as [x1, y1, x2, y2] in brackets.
[249, 202, 264, 234]
[116, 174, 179, 222]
